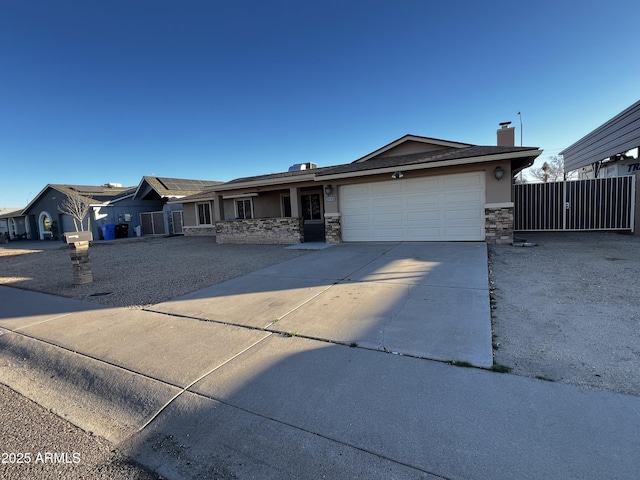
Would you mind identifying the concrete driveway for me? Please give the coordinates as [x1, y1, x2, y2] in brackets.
[149, 241, 493, 367]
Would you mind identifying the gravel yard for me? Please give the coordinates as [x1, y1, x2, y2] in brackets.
[490, 232, 640, 397]
[0, 236, 310, 308]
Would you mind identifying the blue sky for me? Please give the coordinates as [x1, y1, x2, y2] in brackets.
[1, 0, 639, 207]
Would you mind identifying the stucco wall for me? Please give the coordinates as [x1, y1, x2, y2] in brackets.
[253, 192, 284, 218]
[183, 203, 197, 226]
[484, 161, 511, 204]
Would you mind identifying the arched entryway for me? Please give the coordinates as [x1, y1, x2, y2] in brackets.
[38, 211, 53, 240]
[9, 218, 17, 239]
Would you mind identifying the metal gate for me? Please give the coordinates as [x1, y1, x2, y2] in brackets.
[171, 210, 184, 234]
[140, 211, 166, 235]
[514, 176, 636, 232]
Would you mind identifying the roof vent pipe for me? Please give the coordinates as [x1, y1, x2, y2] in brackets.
[497, 122, 515, 147]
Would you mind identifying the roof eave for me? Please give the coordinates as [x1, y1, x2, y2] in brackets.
[175, 173, 318, 204]
[212, 173, 316, 191]
[317, 149, 542, 181]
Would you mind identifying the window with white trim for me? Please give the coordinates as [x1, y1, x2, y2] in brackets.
[235, 198, 253, 219]
[197, 202, 212, 225]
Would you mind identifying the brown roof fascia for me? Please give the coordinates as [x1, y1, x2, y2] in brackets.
[316, 147, 542, 181]
[174, 173, 319, 203]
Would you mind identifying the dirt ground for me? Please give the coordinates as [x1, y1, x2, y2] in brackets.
[0, 236, 310, 308]
[1, 233, 638, 397]
[490, 231, 640, 397]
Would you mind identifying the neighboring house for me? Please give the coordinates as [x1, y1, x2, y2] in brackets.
[0, 207, 28, 240]
[21, 177, 223, 241]
[177, 127, 541, 245]
[132, 176, 223, 235]
[21, 183, 138, 240]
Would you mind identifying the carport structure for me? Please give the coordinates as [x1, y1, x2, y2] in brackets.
[561, 100, 640, 176]
[559, 99, 640, 234]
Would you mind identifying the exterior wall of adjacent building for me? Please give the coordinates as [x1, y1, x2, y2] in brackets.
[93, 198, 162, 238]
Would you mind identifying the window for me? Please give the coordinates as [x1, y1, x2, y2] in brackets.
[236, 199, 253, 219]
[197, 203, 211, 225]
[281, 195, 291, 217]
[301, 193, 322, 221]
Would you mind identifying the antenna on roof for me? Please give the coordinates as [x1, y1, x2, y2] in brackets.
[517, 111, 523, 147]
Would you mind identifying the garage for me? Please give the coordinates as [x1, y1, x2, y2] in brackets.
[339, 172, 485, 241]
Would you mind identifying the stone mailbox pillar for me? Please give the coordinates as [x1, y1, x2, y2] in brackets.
[63, 231, 94, 285]
[69, 241, 94, 285]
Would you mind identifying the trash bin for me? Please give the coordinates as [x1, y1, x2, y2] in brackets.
[101, 224, 116, 240]
[134, 225, 141, 237]
[115, 223, 129, 238]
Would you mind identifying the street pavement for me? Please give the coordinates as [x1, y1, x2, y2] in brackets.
[0, 242, 638, 479]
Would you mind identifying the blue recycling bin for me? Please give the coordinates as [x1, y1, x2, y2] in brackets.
[101, 224, 116, 240]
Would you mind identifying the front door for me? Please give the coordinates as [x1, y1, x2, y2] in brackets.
[301, 193, 324, 241]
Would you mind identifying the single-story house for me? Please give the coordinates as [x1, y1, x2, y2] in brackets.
[176, 127, 542, 245]
[22, 183, 138, 240]
[21, 176, 222, 241]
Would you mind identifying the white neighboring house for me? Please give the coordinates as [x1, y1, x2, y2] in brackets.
[575, 150, 639, 180]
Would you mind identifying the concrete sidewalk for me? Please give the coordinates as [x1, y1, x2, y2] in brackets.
[1, 242, 639, 479]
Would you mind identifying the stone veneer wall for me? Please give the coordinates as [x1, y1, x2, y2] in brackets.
[324, 215, 342, 244]
[184, 226, 217, 236]
[215, 217, 304, 244]
[485, 206, 514, 245]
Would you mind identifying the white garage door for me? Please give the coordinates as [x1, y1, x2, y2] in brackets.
[340, 172, 486, 241]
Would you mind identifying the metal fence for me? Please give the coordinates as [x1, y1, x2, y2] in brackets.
[140, 211, 166, 235]
[514, 176, 636, 232]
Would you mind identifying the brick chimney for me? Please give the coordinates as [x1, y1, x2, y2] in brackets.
[497, 121, 515, 146]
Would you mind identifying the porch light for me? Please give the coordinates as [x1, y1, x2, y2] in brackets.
[391, 171, 403, 179]
[324, 185, 333, 195]
[494, 166, 504, 181]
